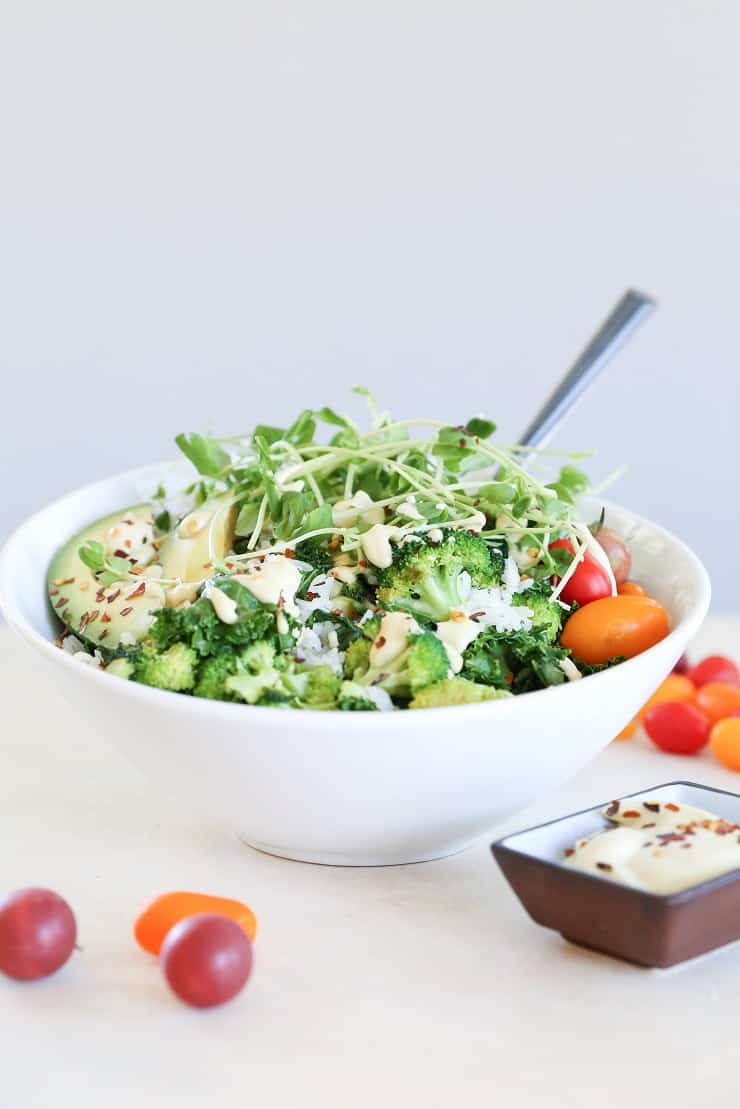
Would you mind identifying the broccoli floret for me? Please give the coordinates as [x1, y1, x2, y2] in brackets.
[132, 642, 198, 692]
[355, 629, 449, 699]
[337, 681, 380, 711]
[344, 636, 372, 679]
[300, 666, 342, 709]
[193, 654, 240, 701]
[376, 530, 504, 623]
[511, 580, 564, 643]
[409, 677, 510, 709]
[225, 641, 281, 704]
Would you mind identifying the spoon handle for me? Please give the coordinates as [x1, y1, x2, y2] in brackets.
[518, 289, 656, 451]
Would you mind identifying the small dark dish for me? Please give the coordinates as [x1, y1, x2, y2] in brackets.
[492, 781, 740, 968]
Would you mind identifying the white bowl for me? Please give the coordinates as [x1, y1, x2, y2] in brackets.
[0, 464, 711, 865]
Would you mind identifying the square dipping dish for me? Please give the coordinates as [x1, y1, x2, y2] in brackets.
[492, 781, 740, 968]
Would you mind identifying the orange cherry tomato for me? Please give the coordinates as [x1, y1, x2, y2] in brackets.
[134, 891, 257, 956]
[694, 682, 740, 726]
[560, 594, 670, 665]
[710, 717, 740, 771]
[637, 673, 696, 722]
[614, 717, 638, 740]
[618, 581, 648, 597]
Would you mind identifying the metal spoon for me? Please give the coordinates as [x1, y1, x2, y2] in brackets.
[517, 289, 656, 453]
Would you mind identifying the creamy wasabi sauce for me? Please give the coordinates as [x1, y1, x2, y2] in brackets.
[332, 490, 385, 529]
[434, 614, 482, 674]
[234, 555, 302, 610]
[360, 524, 404, 569]
[369, 612, 420, 669]
[204, 583, 239, 624]
[564, 796, 740, 894]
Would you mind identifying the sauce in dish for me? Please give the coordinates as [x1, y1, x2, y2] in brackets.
[563, 795, 740, 895]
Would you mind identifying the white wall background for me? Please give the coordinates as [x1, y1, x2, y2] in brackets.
[1, 1, 737, 606]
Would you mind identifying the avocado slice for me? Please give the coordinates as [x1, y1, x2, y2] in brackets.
[158, 495, 237, 584]
[47, 504, 166, 649]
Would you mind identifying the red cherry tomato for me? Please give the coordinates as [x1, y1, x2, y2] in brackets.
[672, 653, 692, 675]
[549, 539, 611, 607]
[161, 914, 253, 1008]
[560, 594, 670, 665]
[0, 889, 77, 981]
[688, 655, 740, 688]
[643, 701, 711, 755]
[592, 526, 631, 585]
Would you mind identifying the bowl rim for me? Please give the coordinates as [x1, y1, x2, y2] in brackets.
[491, 779, 740, 905]
[0, 462, 712, 727]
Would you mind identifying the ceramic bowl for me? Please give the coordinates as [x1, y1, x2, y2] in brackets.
[0, 465, 710, 865]
[492, 781, 740, 967]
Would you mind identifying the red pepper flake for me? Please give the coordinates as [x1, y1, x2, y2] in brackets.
[107, 589, 121, 604]
[120, 606, 133, 616]
[202, 561, 213, 569]
[54, 636, 63, 648]
[642, 822, 657, 829]
[665, 803, 680, 812]
[123, 518, 135, 525]
[375, 636, 387, 649]
[283, 549, 296, 559]
[564, 847, 575, 857]
[358, 559, 368, 568]
[622, 810, 641, 819]
[113, 549, 128, 558]
[225, 561, 234, 570]
[99, 629, 108, 640]
[470, 610, 486, 619]
[87, 610, 100, 623]
[643, 801, 661, 813]
[605, 800, 620, 817]
[59, 577, 75, 585]
[95, 589, 106, 603]
[55, 596, 69, 609]
[126, 582, 146, 600]
[101, 613, 112, 623]
[78, 613, 90, 633]
[681, 843, 693, 849]
[123, 539, 133, 550]
[459, 438, 467, 447]
[596, 862, 613, 872]
[62, 610, 71, 623]
[48, 588, 59, 597]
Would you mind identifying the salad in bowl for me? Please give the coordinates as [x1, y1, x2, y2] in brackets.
[46, 392, 669, 711]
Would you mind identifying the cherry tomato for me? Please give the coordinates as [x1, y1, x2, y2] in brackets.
[0, 889, 77, 981]
[161, 914, 253, 1008]
[694, 682, 740, 725]
[688, 655, 740, 688]
[592, 526, 631, 585]
[643, 701, 711, 754]
[618, 581, 647, 597]
[560, 594, 670, 665]
[135, 891, 257, 956]
[637, 673, 696, 722]
[672, 653, 692, 675]
[549, 539, 611, 607]
[710, 717, 740, 771]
